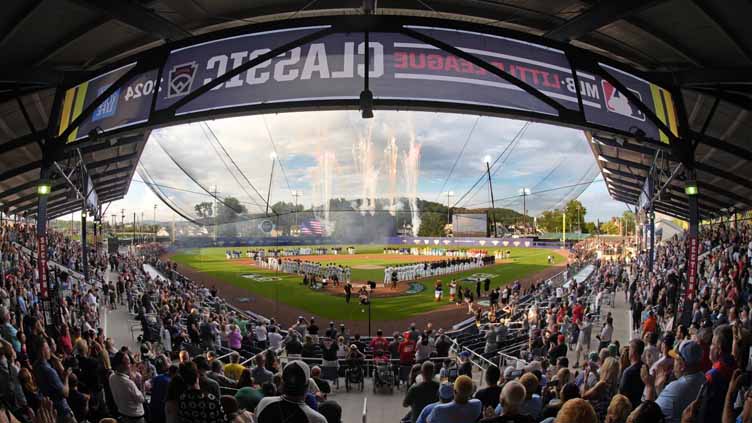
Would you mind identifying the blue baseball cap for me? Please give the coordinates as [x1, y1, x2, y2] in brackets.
[438, 383, 454, 400]
[669, 340, 702, 367]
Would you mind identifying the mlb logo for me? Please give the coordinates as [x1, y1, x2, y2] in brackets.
[601, 80, 646, 121]
[491, 240, 499, 246]
[479, 240, 486, 246]
[167, 61, 198, 98]
[92, 86, 120, 122]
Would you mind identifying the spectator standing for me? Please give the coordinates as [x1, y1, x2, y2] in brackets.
[702, 324, 737, 423]
[583, 356, 620, 422]
[428, 375, 482, 422]
[177, 361, 226, 423]
[224, 352, 245, 381]
[149, 357, 172, 423]
[256, 361, 326, 423]
[480, 380, 533, 423]
[108, 351, 145, 423]
[194, 356, 221, 399]
[642, 340, 705, 423]
[252, 354, 274, 386]
[416, 383, 453, 423]
[619, 339, 646, 410]
[403, 361, 440, 423]
[475, 365, 503, 412]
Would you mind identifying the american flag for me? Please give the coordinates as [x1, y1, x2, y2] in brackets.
[300, 219, 324, 236]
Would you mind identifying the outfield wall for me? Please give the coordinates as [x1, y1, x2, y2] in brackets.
[387, 236, 535, 247]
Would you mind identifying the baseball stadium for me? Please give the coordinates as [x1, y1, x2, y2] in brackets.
[2, 1, 752, 423]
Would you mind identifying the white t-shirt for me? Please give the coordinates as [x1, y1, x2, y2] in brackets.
[268, 332, 283, 349]
[254, 325, 268, 342]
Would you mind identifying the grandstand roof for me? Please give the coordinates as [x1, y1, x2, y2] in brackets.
[0, 0, 750, 220]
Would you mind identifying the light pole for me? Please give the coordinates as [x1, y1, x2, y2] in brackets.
[292, 190, 302, 231]
[153, 204, 157, 242]
[266, 152, 277, 216]
[443, 191, 454, 223]
[519, 188, 530, 234]
[483, 155, 498, 238]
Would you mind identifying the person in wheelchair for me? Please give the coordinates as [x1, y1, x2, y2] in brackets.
[373, 349, 394, 389]
[345, 344, 365, 374]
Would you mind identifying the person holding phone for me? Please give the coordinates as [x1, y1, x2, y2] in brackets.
[642, 340, 705, 423]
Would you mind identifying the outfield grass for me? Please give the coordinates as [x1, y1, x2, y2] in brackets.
[170, 245, 564, 321]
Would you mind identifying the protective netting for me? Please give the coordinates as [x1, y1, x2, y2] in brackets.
[136, 110, 600, 241]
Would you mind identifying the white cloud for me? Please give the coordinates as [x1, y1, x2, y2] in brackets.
[75, 110, 625, 223]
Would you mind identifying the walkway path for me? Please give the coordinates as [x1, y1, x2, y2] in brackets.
[101, 268, 140, 353]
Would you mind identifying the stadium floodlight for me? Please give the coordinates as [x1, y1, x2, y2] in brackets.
[685, 180, 698, 196]
[519, 188, 531, 196]
[483, 155, 492, 164]
[37, 181, 51, 195]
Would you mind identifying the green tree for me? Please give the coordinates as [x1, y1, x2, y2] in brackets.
[622, 211, 636, 236]
[564, 200, 587, 233]
[600, 220, 620, 235]
[418, 212, 447, 236]
[217, 197, 247, 237]
[537, 209, 564, 233]
[194, 202, 213, 218]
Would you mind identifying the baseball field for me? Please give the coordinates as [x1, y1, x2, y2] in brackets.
[170, 245, 566, 322]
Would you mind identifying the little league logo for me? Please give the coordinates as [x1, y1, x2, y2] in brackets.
[462, 273, 497, 282]
[241, 273, 282, 282]
[167, 61, 198, 98]
[601, 80, 646, 121]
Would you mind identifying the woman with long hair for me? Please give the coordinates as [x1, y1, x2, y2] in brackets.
[583, 356, 621, 423]
[17, 367, 40, 411]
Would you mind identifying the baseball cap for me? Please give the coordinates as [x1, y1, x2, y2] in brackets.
[503, 366, 515, 379]
[588, 352, 599, 362]
[438, 383, 454, 400]
[608, 343, 619, 357]
[459, 351, 471, 359]
[669, 340, 702, 367]
[282, 360, 310, 396]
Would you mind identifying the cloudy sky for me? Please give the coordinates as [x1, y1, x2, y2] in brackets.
[99, 110, 631, 223]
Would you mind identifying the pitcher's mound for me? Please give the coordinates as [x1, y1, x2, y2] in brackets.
[352, 264, 384, 270]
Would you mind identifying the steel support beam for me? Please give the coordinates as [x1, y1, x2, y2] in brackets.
[657, 67, 752, 86]
[544, 0, 664, 42]
[0, 131, 43, 155]
[690, 0, 752, 62]
[0, 161, 43, 182]
[69, 0, 191, 42]
[599, 154, 651, 171]
[0, 0, 43, 48]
